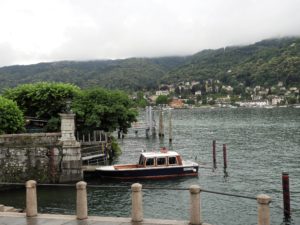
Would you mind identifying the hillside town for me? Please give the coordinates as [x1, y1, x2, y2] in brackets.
[135, 80, 300, 108]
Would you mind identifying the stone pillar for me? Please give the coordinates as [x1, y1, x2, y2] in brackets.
[76, 181, 88, 220]
[59, 113, 82, 183]
[257, 194, 271, 225]
[59, 113, 76, 141]
[26, 180, 37, 217]
[131, 183, 143, 222]
[190, 185, 201, 225]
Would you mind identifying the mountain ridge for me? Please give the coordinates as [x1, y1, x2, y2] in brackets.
[0, 37, 299, 92]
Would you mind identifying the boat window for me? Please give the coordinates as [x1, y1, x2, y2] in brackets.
[146, 158, 154, 166]
[156, 157, 166, 166]
[138, 155, 145, 165]
[168, 156, 177, 165]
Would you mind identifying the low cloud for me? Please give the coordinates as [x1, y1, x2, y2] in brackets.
[1, 0, 300, 66]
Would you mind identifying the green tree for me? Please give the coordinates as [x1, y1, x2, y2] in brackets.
[0, 96, 25, 134]
[3, 82, 81, 131]
[72, 88, 137, 133]
[155, 95, 169, 105]
[186, 99, 195, 105]
[135, 91, 148, 108]
[286, 96, 297, 105]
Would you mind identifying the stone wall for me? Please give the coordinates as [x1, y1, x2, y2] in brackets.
[0, 133, 62, 183]
[0, 113, 86, 184]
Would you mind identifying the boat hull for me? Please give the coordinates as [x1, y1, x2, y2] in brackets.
[95, 165, 199, 180]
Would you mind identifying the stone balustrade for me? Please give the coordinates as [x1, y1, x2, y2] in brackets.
[21, 180, 271, 225]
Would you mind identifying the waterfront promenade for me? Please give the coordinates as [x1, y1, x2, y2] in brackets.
[0, 212, 213, 225]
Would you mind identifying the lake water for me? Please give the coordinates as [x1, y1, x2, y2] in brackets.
[1, 107, 299, 225]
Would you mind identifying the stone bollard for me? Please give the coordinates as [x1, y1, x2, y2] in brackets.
[76, 181, 88, 220]
[131, 183, 143, 222]
[26, 180, 37, 217]
[190, 185, 201, 225]
[257, 194, 271, 225]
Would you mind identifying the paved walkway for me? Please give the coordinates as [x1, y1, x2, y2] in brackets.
[0, 212, 211, 225]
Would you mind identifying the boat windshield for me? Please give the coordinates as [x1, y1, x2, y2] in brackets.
[138, 155, 145, 165]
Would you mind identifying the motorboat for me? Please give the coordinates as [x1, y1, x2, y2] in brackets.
[95, 148, 199, 179]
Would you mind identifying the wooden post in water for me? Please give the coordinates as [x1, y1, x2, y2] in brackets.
[223, 144, 227, 169]
[282, 172, 291, 220]
[212, 140, 217, 170]
[169, 110, 172, 143]
[159, 110, 164, 138]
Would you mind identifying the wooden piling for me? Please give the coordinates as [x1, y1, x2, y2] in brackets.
[169, 110, 172, 143]
[212, 140, 217, 169]
[159, 110, 164, 137]
[282, 172, 291, 220]
[223, 144, 227, 169]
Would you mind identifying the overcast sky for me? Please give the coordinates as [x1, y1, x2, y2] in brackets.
[0, 0, 300, 67]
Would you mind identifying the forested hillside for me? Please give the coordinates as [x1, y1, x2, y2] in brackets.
[0, 37, 299, 92]
[0, 57, 187, 91]
[163, 37, 300, 87]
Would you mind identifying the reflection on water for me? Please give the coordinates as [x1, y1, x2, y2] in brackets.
[0, 108, 299, 225]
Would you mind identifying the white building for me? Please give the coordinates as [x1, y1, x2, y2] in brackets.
[194, 91, 202, 96]
[271, 96, 284, 105]
[237, 100, 269, 107]
[155, 90, 169, 96]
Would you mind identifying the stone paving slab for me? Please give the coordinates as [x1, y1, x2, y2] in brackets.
[0, 212, 212, 225]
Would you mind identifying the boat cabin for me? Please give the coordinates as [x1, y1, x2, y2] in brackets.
[138, 151, 183, 167]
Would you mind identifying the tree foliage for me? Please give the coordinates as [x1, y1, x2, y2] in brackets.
[0, 96, 25, 134]
[134, 91, 148, 108]
[3, 82, 81, 131]
[156, 95, 169, 105]
[3, 82, 81, 119]
[72, 88, 137, 133]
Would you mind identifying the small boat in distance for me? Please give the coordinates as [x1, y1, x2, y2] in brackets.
[95, 148, 199, 179]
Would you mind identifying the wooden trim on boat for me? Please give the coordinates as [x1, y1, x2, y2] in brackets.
[100, 173, 198, 180]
